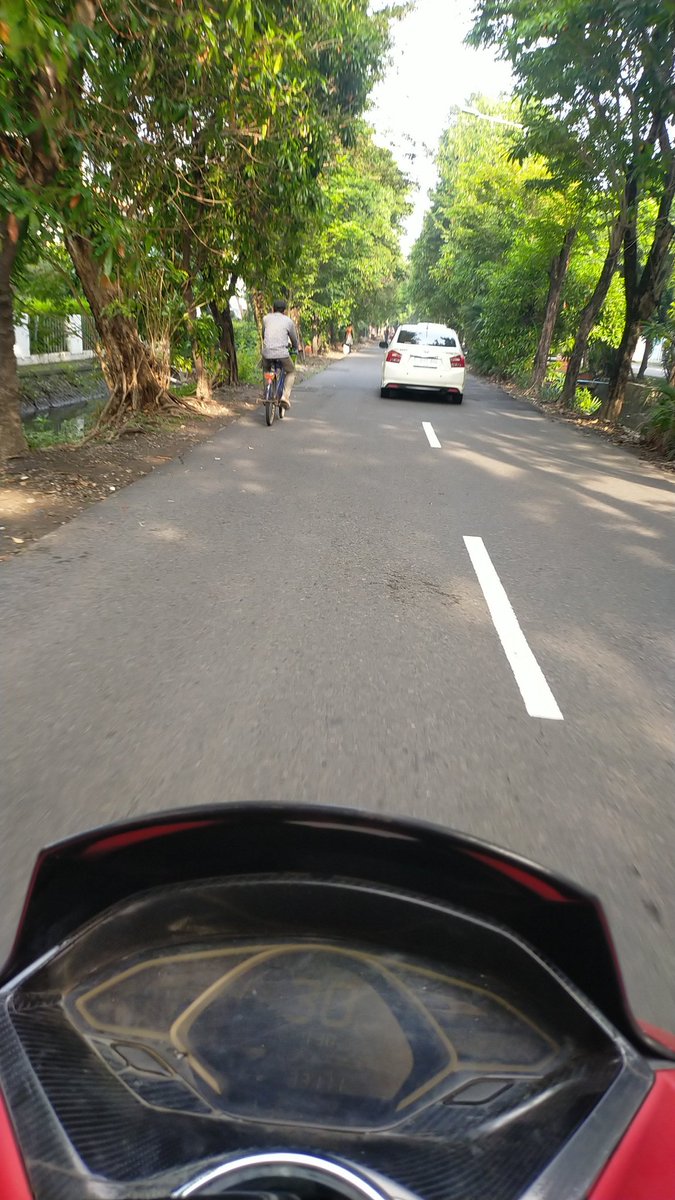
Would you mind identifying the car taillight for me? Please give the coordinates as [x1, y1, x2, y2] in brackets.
[450, 354, 465, 368]
[386, 349, 402, 363]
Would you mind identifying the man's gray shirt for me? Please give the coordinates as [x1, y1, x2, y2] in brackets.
[262, 312, 299, 358]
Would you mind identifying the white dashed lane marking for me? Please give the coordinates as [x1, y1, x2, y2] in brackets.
[422, 422, 441, 448]
[464, 536, 564, 721]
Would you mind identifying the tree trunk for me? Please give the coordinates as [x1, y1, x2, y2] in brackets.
[66, 233, 175, 424]
[602, 319, 643, 421]
[605, 275, 674, 422]
[637, 336, 653, 380]
[532, 228, 577, 389]
[290, 303, 303, 349]
[192, 356, 211, 401]
[251, 291, 266, 337]
[185, 299, 212, 403]
[149, 336, 171, 390]
[181, 232, 211, 403]
[560, 217, 626, 407]
[0, 220, 28, 461]
[604, 151, 675, 422]
[210, 297, 239, 385]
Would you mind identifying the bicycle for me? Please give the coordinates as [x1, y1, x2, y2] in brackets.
[262, 349, 297, 426]
[263, 360, 284, 426]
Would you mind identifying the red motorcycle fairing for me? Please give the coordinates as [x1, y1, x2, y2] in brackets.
[589, 1071, 675, 1199]
[0, 1090, 32, 1200]
[640, 1019, 675, 1056]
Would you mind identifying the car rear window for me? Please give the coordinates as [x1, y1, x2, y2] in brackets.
[397, 328, 457, 348]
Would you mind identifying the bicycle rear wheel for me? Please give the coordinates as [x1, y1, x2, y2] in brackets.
[264, 379, 276, 426]
[277, 369, 286, 420]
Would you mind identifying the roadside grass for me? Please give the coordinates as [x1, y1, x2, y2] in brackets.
[25, 412, 96, 450]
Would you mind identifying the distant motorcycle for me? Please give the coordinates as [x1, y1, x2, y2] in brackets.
[1, 805, 674, 1198]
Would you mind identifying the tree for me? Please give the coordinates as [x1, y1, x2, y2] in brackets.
[290, 129, 411, 343]
[0, 0, 188, 447]
[125, 0, 397, 393]
[0, 0, 98, 459]
[636, 287, 675, 379]
[605, 136, 675, 420]
[408, 205, 452, 324]
[13, 237, 84, 317]
[531, 225, 577, 388]
[408, 101, 589, 377]
[1, 0, 397, 451]
[409, 103, 524, 357]
[0, 215, 26, 458]
[470, 0, 675, 419]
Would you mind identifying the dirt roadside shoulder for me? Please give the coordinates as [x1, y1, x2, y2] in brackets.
[490, 375, 675, 473]
[1, 354, 340, 559]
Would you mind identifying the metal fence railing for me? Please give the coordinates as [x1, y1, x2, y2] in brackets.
[28, 314, 69, 355]
[17, 313, 98, 358]
[81, 313, 98, 351]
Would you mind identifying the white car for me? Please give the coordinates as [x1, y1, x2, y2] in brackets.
[380, 323, 465, 402]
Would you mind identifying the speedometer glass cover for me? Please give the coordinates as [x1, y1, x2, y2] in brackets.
[71, 938, 557, 1130]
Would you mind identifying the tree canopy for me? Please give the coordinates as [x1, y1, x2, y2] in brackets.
[3, 0, 675, 463]
[407, 0, 674, 420]
[1, 0, 403, 455]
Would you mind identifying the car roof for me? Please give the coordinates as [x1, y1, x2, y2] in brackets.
[398, 322, 458, 333]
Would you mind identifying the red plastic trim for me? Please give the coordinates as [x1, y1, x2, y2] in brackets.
[640, 1021, 675, 1055]
[80, 818, 216, 858]
[0, 1091, 33, 1199]
[589, 1072, 675, 1199]
[465, 850, 570, 901]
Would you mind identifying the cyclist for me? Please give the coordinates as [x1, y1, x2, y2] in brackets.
[262, 300, 300, 411]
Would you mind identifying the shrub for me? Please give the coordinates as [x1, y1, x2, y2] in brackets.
[641, 383, 675, 458]
[512, 367, 533, 390]
[574, 386, 601, 415]
[24, 414, 87, 449]
[234, 318, 262, 384]
[238, 346, 262, 385]
[545, 361, 566, 384]
[587, 340, 619, 379]
[537, 367, 564, 403]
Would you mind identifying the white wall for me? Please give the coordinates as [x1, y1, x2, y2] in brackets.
[632, 338, 665, 379]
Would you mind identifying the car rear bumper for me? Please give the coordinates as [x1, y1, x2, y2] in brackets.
[379, 374, 461, 393]
[381, 366, 465, 391]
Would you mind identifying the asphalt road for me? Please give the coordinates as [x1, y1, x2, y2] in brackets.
[2, 348, 674, 1026]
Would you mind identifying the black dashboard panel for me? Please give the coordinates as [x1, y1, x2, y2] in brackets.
[0, 875, 630, 1200]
